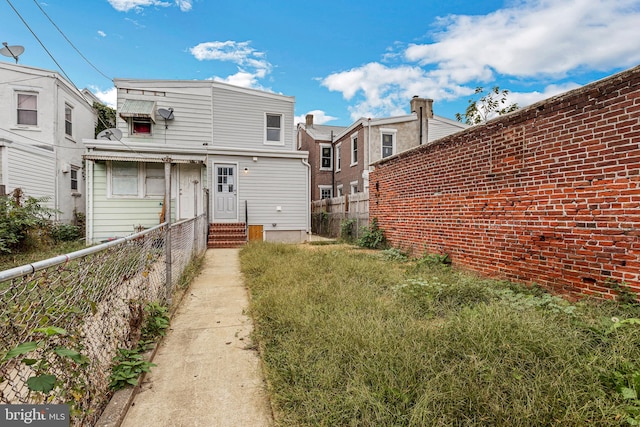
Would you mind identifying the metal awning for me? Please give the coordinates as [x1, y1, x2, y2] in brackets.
[118, 99, 156, 122]
[83, 153, 205, 164]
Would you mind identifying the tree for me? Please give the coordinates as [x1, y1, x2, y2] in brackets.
[455, 86, 519, 125]
[93, 101, 116, 137]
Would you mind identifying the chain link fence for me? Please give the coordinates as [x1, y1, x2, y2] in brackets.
[0, 214, 207, 425]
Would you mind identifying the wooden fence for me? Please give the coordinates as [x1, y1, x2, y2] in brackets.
[311, 192, 369, 239]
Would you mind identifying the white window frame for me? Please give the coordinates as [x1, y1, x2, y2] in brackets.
[350, 133, 358, 166]
[320, 143, 332, 170]
[319, 185, 333, 200]
[144, 163, 165, 196]
[16, 91, 38, 127]
[336, 184, 343, 197]
[70, 165, 80, 192]
[350, 181, 359, 194]
[265, 113, 284, 145]
[64, 104, 73, 137]
[381, 128, 397, 159]
[108, 161, 166, 198]
[335, 142, 342, 171]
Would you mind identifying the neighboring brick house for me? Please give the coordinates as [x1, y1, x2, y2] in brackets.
[297, 97, 467, 201]
[370, 65, 640, 299]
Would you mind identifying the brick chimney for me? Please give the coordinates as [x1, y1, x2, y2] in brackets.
[410, 96, 434, 119]
[305, 114, 314, 126]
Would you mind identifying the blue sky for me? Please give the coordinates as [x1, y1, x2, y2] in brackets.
[2, 0, 639, 126]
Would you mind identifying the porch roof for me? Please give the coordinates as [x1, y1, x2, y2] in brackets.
[83, 152, 205, 164]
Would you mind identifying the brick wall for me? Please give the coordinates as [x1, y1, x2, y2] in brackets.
[370, 65, 640, 299]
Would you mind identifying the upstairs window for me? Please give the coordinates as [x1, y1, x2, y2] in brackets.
[320, 144, 332, 170]
[351, 135, 358, 165]
[335, 143, 342, 171]
[381, 129, 397, 159]
[65, 105, 73, 136]
[132, 118, 152, 135]
[266, 113, 282, 144]
[17, 93, 37, 126]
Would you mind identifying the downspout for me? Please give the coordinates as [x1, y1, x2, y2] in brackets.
[419, 106, 423, 145]
[367, 117, 371, 175]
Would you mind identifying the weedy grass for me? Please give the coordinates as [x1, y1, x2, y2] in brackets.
[240, 242, 640, 426]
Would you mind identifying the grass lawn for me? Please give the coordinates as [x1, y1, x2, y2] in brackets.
[240, 242, 640, 426]
[0, 241, 86, 271]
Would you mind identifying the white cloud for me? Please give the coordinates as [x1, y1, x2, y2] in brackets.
[190, 41, 273, 90]
[405, 0, 640, 81]
[294, 110, 338, 126]
[97, 30, 107, 37]
[321, 0, 640, 120]
[322, 62, 473, 121]
[507, 82, 583, 108]
[90, 86, 117, 109]
[107, 0, 192, 12]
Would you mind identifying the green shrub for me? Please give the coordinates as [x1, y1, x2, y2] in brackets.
[50, 223, 81, 242]
[357, 217, 386, 249]
[0, 191, 54, 253]
[340, 218, 356, 242]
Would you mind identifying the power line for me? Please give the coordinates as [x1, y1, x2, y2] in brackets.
[5, 0, 77, 91]
[31, 0, 112, 82]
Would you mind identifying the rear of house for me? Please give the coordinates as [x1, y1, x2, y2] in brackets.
[84, 79, 309, 245]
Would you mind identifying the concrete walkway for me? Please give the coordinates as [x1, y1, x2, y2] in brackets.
[120, 248, 273, 427]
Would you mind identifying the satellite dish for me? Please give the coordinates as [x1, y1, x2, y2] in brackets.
[158, 108, 174, 120]
[96, 128, 122, 141]
[0, 42, 25, 63]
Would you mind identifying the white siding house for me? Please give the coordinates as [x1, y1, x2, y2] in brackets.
[0, 62, 96, 223]
[83, 79, 310, 244]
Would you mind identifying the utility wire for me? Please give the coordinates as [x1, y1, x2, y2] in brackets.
[31, 0, 112, 82]
[5, 0, 77, 91]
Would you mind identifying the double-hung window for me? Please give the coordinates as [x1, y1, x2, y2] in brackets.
[65, 104, 73, 137]
[381, 129, 397, 159]
[319, 185, 333, 199]
[320, 144, 332, 170]
[17, 93, 38, 126]
[70, 166, 79, 191]
[350, 134, 358, 165]
[335, 143, 342, 171]
[265, 113, 282, 144]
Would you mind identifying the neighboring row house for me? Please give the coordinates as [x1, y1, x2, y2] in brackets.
[0, 62, 96, 223]
[297, 97, 468, 201]
[83, 78, 310, 245]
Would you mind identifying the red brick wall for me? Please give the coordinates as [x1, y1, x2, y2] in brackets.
[370, 66, 640, 299]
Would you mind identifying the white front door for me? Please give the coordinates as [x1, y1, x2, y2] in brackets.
[214, 164, 237, 220]
[178, 164, 201, 219]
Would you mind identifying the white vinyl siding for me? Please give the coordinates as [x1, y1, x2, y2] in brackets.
[211, 154, 308, 231]
[212, 86, 294, 151]
[90, 162, 174, 242]
[6, 144, 55, 208]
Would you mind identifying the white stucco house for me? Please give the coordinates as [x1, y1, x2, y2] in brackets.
[0, 61, 96, 223]
[83, 78, 310, 245]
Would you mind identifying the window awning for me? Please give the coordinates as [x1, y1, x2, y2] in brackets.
[83, 153, 205, 164]
[119, 99, 156, 122]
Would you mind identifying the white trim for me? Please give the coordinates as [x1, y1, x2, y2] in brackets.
[350, 133, 358, 166]
[336, 184, 343, 197]
[212, 161, 239, 222]
[380, 128, 397, 159]
[264, 113, 284, 146]
[106, 160, 166, 199]
[318, 185, 333, 199]
[319, 143, 332, 171]
[349, 180, 359, 194]
[335, 142, 342, 172]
